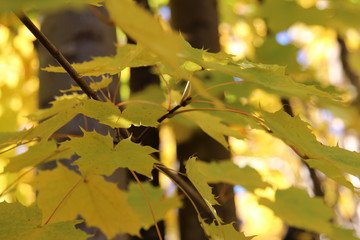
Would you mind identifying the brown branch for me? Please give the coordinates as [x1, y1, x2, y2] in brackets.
[14, 11, 100, 101]
[337, 35, 360, 104]
[154, 163, 217, 222]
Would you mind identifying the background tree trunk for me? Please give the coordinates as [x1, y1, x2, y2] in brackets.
[170, 0, 238, 239]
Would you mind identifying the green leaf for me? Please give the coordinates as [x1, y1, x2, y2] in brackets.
[184, 42, 341, 103]
[61, 76, 113, 93]
[63, 130, 158, 177]
[25, 94, 86, 143]
[0, 0, 97, 12]
[127, 181, 182, 229]
[186, 157, 222, 223]
[262, 110, 359, 190]
[105, 0, 184, 72]
[0, 202, 88, 240]
[201, 221, 254, 240]
[181, 109, 244, 149]
[121, 103, 166, 127]
[78, 99, 133, 128]
[195, 160, 270, 191]
[44, 44, 159, 77]
[32, 165, 142, 238]
[5, 141, 72, 172]
[259, 187, 357, 239]
[258, 0, 360, 33]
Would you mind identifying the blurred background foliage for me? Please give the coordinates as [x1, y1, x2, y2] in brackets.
[1, 0, 360, 239]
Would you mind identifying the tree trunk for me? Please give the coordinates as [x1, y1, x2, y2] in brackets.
[170, 0, 238, 239]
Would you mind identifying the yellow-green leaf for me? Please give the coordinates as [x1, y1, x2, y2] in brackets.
[63, 130, 158, 177]
[181, 110, 244, 149]
[5, 141, 72, 172]
[105, 0, 183, 72]
[78, 99, 132, 128]
[186, 157, 222, 223]
[127, 181, 182, 229]
[259, 187, 357, 239]
[44, 44, 158, 77]
[262, 110, 359, 190]
[32, 165, 142, 238]
[0, 202, 88, 240]
[195, 160, 270, 191]
[201, 221, 254, 240]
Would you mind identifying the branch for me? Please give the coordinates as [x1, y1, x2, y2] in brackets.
[337, 35, 360, 104]
[14, 11, 100, 101]
[154, 163, 217, 222]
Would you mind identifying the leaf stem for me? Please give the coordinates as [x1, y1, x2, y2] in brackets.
[116, 100, 166, 109]
[14, 11, 100, 101]
[172, 107, 264, 122]
[156, 66, 172, 111]
[191, 81, 245, 101]
[130, 170, 163, 240]
[44, 178, 83, 225]
[112, 73, 121, 104]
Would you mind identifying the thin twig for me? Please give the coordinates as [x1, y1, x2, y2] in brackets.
[154, 163, 217, 222]
[14, 11, 100, 101]
[173, 107, 264, 122]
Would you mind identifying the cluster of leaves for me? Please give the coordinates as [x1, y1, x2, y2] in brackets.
[1, 0, 360, 239]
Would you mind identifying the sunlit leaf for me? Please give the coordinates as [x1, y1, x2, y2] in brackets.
[181, 109, 244, 149]
[5, 141, 72, 172]
[186, 157, 221, 222]
[61, 76, 113, 93]
[195, 160, 270, 191]
[0, 202, 88, 240]
[63, 130, 158, 177]
[105, 0, 183, 72]
[127, 181, 182, 229]
[262, 110, 359, 190]
[32, 165, 142, 238]
[121, 103, 166, 127]
[201, 221, 254, 240]
[0, 0, 97, 12]
[78, 99, 132, 128]
[184, 42, 341, 103]
[259, 187, 357, 239]
[44, 44, 159, 77]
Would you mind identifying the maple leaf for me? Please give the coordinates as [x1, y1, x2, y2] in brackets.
[262, 110, 359, 190]
[5, 140, 72, 172]
[127, 181, 182, 229]
[61, 75, 113, 93]
[186, 157, 222, 223]
[181, 110, 244, 149]
[195, 160, 270, 191]
[105, 0, 183, 72]
[78, 98, 133, 129]
[44, 44, 159, 77]
[259, 187, 358, 239]
[62, 130, 158, 177]
[0, 202, 88, 240]
[32, 165, 142, 238]
[201, 221, 254, 240]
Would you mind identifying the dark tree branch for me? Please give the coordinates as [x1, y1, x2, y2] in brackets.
[15, 11, 100, 101]
[154, 163, 217, 222]
[337, 35, 360, 104]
